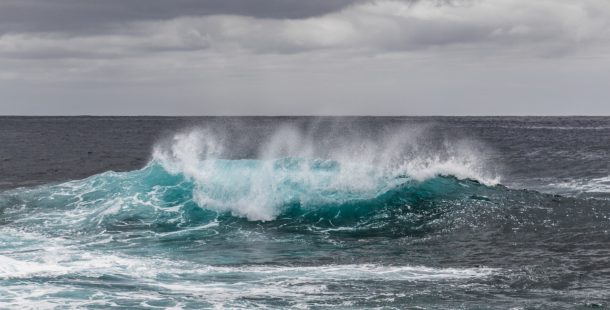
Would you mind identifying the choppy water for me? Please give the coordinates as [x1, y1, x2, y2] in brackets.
[0, 117, 608, 309]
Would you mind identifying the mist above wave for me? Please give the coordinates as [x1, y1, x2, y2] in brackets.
[152, 124, 498, 220]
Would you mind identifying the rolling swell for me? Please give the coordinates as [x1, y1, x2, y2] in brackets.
[0, 125, 508, 239]
[2, 156, 510, 240]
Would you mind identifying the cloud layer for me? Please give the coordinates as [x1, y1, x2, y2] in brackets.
[1, 0, 609, 115]
[2, 0, 610, 59]
[0, 0, 362, 34]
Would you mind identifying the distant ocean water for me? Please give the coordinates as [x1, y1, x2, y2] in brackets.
[0, 116, 609, 309]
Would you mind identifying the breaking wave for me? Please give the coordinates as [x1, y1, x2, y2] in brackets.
[0, 125, 502, 231]
[151, 126, 498, 221]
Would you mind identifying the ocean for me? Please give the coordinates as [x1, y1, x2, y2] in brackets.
[0, 116, 608, 309]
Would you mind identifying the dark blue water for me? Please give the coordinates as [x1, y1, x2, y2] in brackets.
[0, 117, 609, 309]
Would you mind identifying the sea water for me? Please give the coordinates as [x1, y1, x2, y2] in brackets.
[0, 117, 608, 309]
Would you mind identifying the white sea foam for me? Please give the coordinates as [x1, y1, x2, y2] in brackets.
[0, 223, 495, 281]
[192, 264, 496, 281]
[546, 176, 610, 195]
[1, 249, 496, 309]
[0, 226, 497, 309]
[0, 249, 494, 281]
[0, 252, 163, 280]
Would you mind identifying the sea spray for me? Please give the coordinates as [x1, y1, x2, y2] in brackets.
[152, 124, 499, 220]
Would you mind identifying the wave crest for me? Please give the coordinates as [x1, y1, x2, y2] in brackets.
[152, 126, 498, 221]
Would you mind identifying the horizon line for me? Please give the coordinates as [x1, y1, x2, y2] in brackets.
[1, 115, 609, 118]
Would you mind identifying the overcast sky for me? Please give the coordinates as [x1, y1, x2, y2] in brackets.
[1, 0, 609, 115]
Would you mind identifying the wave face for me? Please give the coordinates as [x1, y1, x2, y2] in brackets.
[1, 124, 609, 309]
[0, 159, 497, 239]
[151, 127, 497, 221]
[0, 125, 500, 235]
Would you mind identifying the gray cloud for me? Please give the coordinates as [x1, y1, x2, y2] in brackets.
[0, 0, 363, 35]
[2, 0, 609, 61]
[0, 0, 609, 115]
